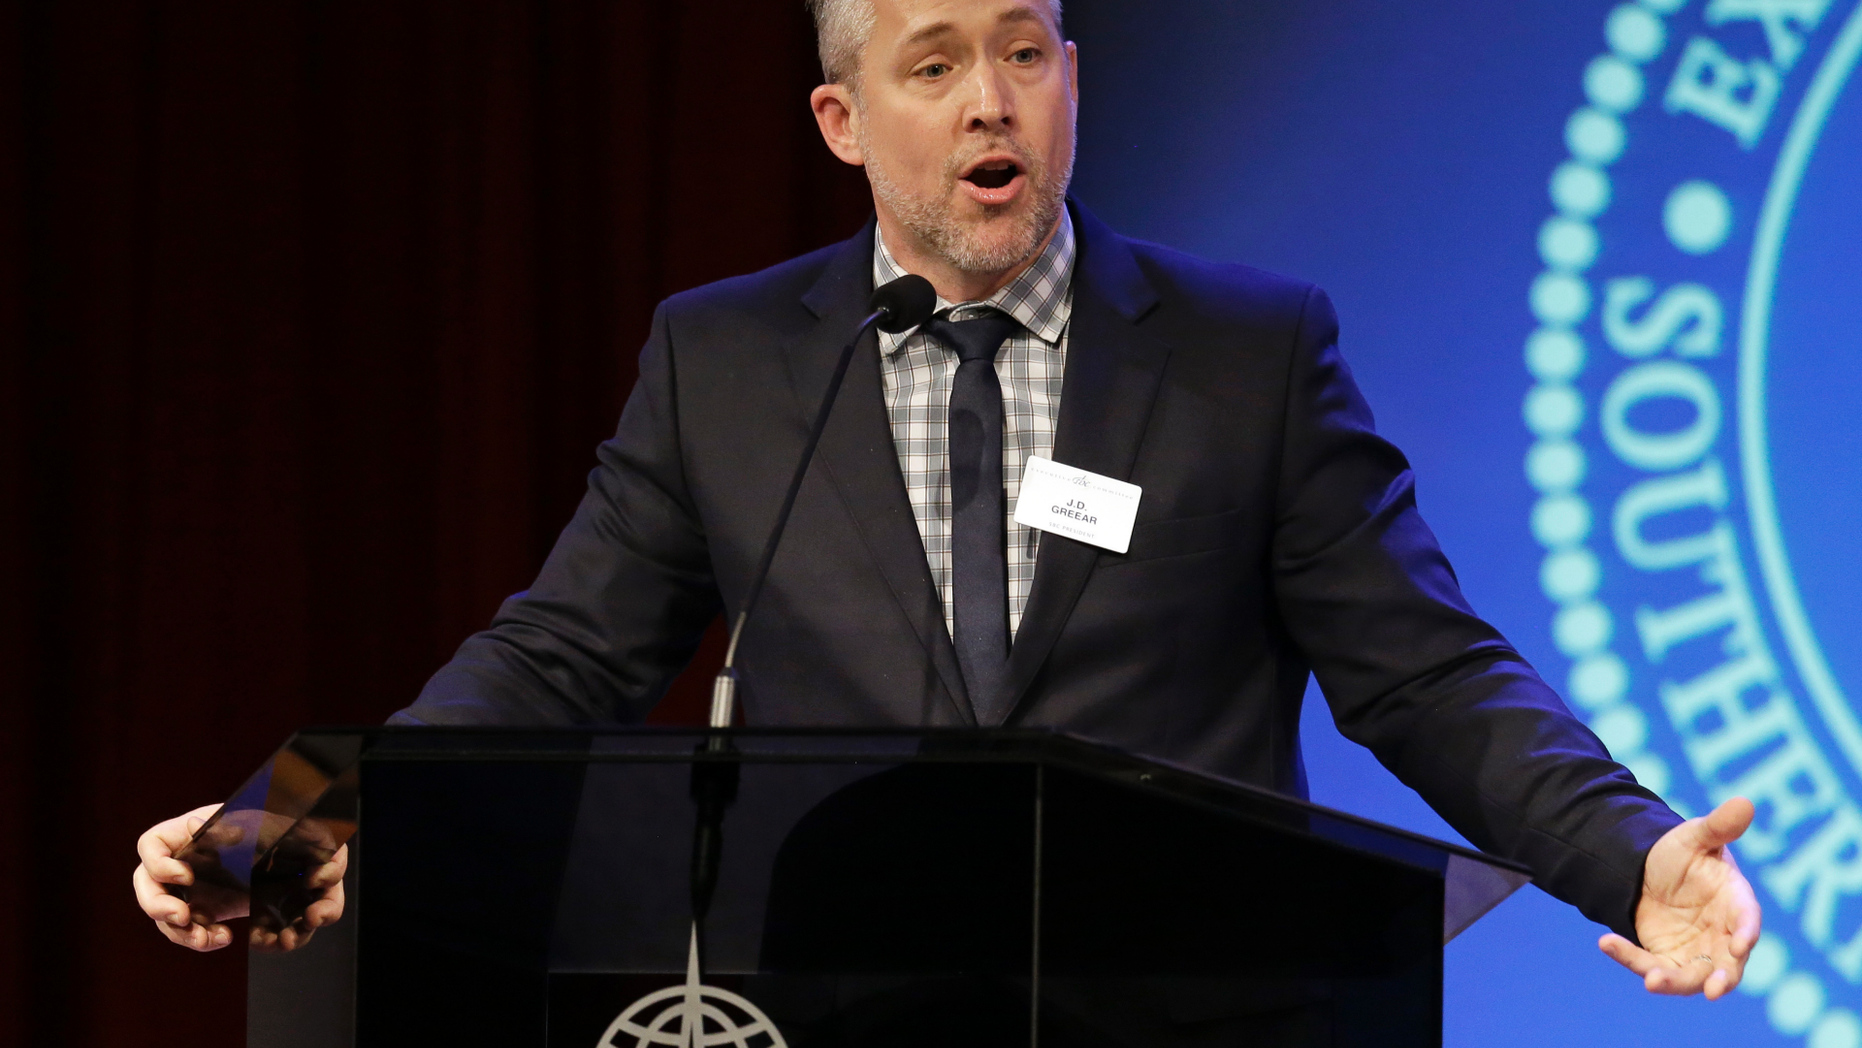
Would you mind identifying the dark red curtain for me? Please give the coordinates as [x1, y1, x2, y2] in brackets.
[1, 3, 872, 1044]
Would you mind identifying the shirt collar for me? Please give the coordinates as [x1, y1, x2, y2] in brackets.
[873, 208, 1076, 354]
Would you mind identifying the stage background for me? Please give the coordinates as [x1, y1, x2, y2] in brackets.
[2, 4, 865, 1045]
[1067, 1, 1862, 1046]
[8, 2, 1858, 1047]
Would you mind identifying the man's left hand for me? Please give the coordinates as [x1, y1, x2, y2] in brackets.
[1600, 797, 1763, 999]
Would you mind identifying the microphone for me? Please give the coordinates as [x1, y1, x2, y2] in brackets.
[684, 274, 935, 964]
[706, 273, 937, 729]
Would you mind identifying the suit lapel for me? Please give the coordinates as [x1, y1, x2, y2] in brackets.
[787, 222, 977, 724]
[995, 202, 1169, 724]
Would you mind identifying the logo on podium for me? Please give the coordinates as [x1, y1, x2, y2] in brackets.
[1518, 2, 1862, 1044]
[596, 927, 788, 1048]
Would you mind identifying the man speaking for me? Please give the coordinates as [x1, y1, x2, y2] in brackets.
[135, 0, 1760, 1027]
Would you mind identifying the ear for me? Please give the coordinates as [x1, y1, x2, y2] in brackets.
[1066, 41, 1079, 107]
[811, 84, 865, 166]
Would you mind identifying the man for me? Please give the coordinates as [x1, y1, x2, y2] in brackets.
[136, 0, 1759, 1018]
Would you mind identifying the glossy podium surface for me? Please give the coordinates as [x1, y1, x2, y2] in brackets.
[182, 728, 1529, 1047]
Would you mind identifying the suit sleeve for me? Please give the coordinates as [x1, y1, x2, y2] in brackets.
[1270, 286, 1681, 941]
[391, 303, 722, 726]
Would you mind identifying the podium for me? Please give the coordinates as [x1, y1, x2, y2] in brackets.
[180, 728, 1529, 1047]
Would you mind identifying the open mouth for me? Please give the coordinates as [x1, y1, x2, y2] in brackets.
[962, 159, 1023, 190]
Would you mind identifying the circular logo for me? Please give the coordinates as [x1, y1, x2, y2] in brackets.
[1520, 2, 1862, 1044]
[597, 929, 788, 1048]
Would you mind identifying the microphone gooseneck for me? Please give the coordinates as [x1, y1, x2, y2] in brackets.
[707, 273, 936, 729]
[686, 274, 935, 976]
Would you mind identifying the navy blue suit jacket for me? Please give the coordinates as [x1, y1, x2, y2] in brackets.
[396, 201, 1680, 938]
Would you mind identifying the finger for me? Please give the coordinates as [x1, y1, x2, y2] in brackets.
[136, 804, 222, 883]
[155, 915, 231, 952]
[154, 920, 203, 950]
[1716, 932, 1755, 998]
[1731, 889, 1764, 958]
[136, 826, 195, 886]
[1601, 935, 1711, 995]
[1676, 952, 1731, 996]
[304, 881, 346, 929]
[248, 921, 303, 953]
[1645, 963, 1709, 996]
[1599, 934, 1661, 976]
[1696, 797, 1757, 850]
[1641, 951, 1715, 996]
[306, 853, 347, 892]
[256, 922, 316, 954]
[132, 864, 191, 926]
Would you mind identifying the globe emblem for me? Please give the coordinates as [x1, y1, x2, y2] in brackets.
[1520, 2, 1862, 1045]
[596, 927, 788, 1048]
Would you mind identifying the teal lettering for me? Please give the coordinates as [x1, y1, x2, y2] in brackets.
[1762, 806, 1862, 981]
[1603, 277, 1724, 358]
[1666, 36, 1782, 147]
[1638, 585, 1745, 663]
[1661, 648, 1781, 771]
[1613, 459, 1731, 571]
[1706, 0, 1834, 71]
[1720, 720, 1845, 861]
[1602, 361, 1723, 471]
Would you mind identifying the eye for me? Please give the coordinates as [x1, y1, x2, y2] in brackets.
[919, 62, 951, 79]
[1010, 47, 1039, 64]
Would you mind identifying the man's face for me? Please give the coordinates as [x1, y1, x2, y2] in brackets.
[853, 0, 1077, 276]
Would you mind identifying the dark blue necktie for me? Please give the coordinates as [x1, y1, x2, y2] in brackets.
[922, 309, 1022, 722]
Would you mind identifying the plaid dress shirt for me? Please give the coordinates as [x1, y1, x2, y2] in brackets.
[874, 211, 1076, 640]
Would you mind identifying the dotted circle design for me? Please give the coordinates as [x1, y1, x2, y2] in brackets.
[1665, 179, 1735, 254]
[1521, 1, 1829, 1040]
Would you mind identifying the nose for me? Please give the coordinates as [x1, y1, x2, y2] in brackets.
[963, 63, 1014, 133]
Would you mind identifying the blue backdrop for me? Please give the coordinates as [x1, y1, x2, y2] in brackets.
[1066, 1, 1862, 1045]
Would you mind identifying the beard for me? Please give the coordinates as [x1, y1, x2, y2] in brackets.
[863, 128, 1074, 277]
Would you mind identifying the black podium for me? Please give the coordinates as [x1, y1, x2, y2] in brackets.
[180, 728, 1528, 1047]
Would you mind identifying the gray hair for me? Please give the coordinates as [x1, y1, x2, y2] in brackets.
[806, 0, 1063, 87]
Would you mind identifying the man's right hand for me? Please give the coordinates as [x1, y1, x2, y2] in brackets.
[132, 805, 349, 952]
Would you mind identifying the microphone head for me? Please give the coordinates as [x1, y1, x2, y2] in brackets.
[869, 274, 937, 334]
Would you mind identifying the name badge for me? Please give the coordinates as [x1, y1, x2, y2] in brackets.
[1014, 455, 1142, 554]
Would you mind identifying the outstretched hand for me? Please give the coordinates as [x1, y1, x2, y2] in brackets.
[1600, 797, 1762, 999]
